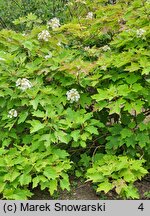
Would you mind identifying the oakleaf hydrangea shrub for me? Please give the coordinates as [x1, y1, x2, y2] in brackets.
[86, 154, 148, 199]
[0, 0, 149, 199]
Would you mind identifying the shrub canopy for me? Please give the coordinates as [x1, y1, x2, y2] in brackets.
[0, 0, 149, 199]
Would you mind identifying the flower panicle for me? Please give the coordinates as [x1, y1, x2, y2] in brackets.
[66, 89, 80, 103]
[38, 30, 51, 41]
[16, 78, 32, 91]
[8, 109, 18, 118]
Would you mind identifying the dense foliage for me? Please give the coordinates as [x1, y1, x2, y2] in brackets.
[0, 0, 68, 30]
[0, 0, 149, 199]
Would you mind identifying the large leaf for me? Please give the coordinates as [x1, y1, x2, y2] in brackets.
[32, 176, 40, 188]
[54, 130, 71, 144]
[71, 130, 80, 141]
[28, 120, 45, 133]
[18, 111, 28, 124]
[43, 167, 58, 180]
[60, 173, 70, 191]
[19, 174, 32, 186]
[97, 181, 113, 193]
[85, 125, 99, 135]
[49, 179, 57, 195]
[123, 184, 139, 199]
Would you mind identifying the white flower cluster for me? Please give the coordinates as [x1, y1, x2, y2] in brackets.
[0, 57, 5, 61]
[84, 46, 90, 51]
[45, 52, 52, 59]
[47, 18, 60, 30]
[102, 45, 111, 51]
[16, 78, 32, 91]
[66, 2, 73, 6]
[38, 30, 51, 41]
[75, 0, 86, 4]
[86, 12, 93, 19]
[136, 29, 146, 38]
[66, 89, 80, 103]
[8, 109, 18, 118]
[100, 65, 107, 71]
[57, 41, 62, 47]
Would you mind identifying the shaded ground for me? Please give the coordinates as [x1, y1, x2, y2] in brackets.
[135, 180, 150, 200]
[31, 179, 99, 200]
[31, 175, 150, 200]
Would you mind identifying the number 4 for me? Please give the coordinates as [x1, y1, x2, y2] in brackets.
[138, 203, 144, 211]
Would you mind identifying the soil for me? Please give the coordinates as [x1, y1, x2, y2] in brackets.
[31, 175, 150, 200]
[31, 179, 99, 200]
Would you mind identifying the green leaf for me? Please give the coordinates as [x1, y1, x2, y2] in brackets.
[106, 135, 122, 150]
[121, 114, 131, 125]
[107, 99, 125, 115]
[27, 13, 38, 21]
[86, 172, 105, 183]
[22, 41, 34, 51]
[92, 89, 108, 101]
[75, 170, 83, 177]
[136, 133, 149, 148]
[125, 74, 140, 84]
[52, 149, 69, 159]
[80, 153, 91, 167]
[81, 132, 89, 141]
[0, 182, 6, 193]
[39, 134, 53, 148]
[60, 173, 70, 191]
[43, 167, 57, 180]
[18, 111, 28, 124]
[72, 141, 80, 147]
[94, 100, 108, 111]
[80, 141, 86, 147]
[19, 174, 32, 186]
[32, 176, 40, 188]
[128, 122, 136, 129]
[120, 170, 135, 182]
[125, 135, 136, 148]
[71, 130, 80, 141]
[8, 189, 33, 200]
[142, 67, 150, 75]
[139, 122, 148, 131]
[4, 171, 20, 182]
[40, 181, 49, 190]
[28, 120, 45, 133]
[49, 179, 57, 195]
[131, 83, 143, 92]
[55, 130, 71, 144]
[30, 99, 39, 110]
[123, 184, 139, 199]
[121, 128, 132, 139]
[133, 101, 145, 113]
[39, 175, 47, 182]
[117, 84, 130, 96]
[136, 113, 145, 124]
[10, 171, 20, 182]
[32, 110, 45, 118]
[80, 93, 92, 107]
[85, 126, 98, 135]
[97, 181, 113, 193]
[125, 62, 140, 72]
